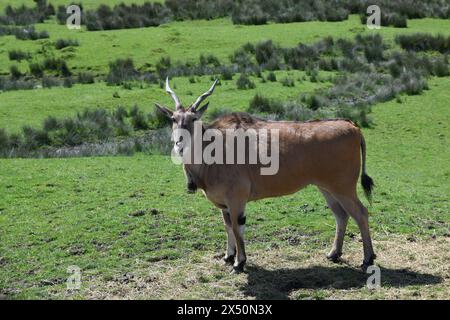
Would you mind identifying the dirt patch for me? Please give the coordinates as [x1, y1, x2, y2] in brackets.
[78, 235, 449, 300]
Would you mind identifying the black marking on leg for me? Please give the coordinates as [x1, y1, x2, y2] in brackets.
[187, 181, 197, 193]
[223, 254, 235, 265]
[238, 214, 246, 226]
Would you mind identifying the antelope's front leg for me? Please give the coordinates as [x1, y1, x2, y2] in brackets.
[221, 210, 235, 264]
[230, 209, 247, 273]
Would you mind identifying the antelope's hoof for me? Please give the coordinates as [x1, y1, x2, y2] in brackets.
[361, 254, 377, 271]
[326, 251, 342, 263]
[231, 261, 246, 274]
[223, 255, 235, 265]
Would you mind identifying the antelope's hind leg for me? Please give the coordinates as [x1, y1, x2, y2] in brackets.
[320, 189, 349, 263]
[333, 194, 376, 270]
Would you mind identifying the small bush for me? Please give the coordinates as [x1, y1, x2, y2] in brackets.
[236, 73, 256, 90]
[220, 67, 234, 80]
[29, 62, 43, 77]
[267, 72, 277, 82]
[106, 58, 138, 85]
[55, 38, 80, 50]
[10, 65, 22, 80]
[42, 76, 61, 88]
[280, 77, 295, 87]
[130, 105, 150, 130]
[8, 50, 31, 61]
[248, 94, 283, 114]
[77, 72, 95, 84]
[395, 33, 450, 53]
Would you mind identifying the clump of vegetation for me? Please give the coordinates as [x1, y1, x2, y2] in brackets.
[8, 49, 31, 61]
[0, 105, 172, 158]
[80, 3, 171, 31]
[0, 25, 50, 40]
[248, 94, 283, 114]
[106, 58, 139, 85]
[395, 33, 450, 53]
[280, 77, 295, 87]
[266, 72, 277, 82]
[236, 73, 256, 90]
[9, 65, 22, 80]
[55, 39, 80, 50]
[77, 72, 95, 84]
[0, 0, 54, 25]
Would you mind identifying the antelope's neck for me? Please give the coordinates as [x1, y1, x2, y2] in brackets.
[184, 163, 207, 191]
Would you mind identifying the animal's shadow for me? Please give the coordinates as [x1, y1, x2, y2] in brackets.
[241, 264, 442, 299]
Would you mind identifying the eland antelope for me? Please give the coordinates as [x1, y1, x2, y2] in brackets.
[155, 79, 376, 273]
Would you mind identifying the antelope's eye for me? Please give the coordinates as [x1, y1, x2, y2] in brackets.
[171, 117, 176, 123]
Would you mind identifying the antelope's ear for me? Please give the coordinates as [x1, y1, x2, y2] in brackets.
[155, 103, 173, 118]
[194, 102, 209, 119]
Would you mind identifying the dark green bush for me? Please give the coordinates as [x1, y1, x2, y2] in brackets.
[8, 50, 31, 61]
[248, 94, 283, 114]
[106, 58, 138, 85]
[267, 72, 277, 82]
[55, 39, 80, 50]
[236, 74, 256, 90]
[9, 65, 22, 80]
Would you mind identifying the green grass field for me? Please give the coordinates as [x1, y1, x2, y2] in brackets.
[0, 2, 449, 300]
[1, 77, 449, 299]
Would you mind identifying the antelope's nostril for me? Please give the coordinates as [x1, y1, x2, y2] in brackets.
[176, 141, 183, 147]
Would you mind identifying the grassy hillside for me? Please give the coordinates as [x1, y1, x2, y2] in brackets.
[2, 15, 450, 75]
[0, 77, 449, 299]
[0, 70, 333, 132]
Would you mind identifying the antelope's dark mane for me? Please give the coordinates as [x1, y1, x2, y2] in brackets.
[206, 112, 357, 130]
[206, 112, 265, 130]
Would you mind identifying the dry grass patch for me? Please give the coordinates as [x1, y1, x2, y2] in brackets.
[77, 235, 448, 300]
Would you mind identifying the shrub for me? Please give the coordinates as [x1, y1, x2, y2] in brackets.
[29, 62, 43, 77]
[148, 110, 171, 129]
[220, 67, 234, 80]
[432, 56, 449, 77]
[42, 76, 61, 88]
[248, 94, 283, 114]
[8, 50, 31, 61]
[156, 56, 171, 79]
[130, 105, 150, 130]
[22, 125, 50, 150]
[236, 73, 256, 90]
[0, 129, 10, 152]
[55, 38, 79, 50]
[59, 61, 72, 77]
[0, 0, 54, 25]
[106, 58, 138, 85]
[43, 116, 61, 131]
[267, 72, 277, 82]
[280, 77, 295, 87]
[400, 71, 428, 95]
[395, 33, 450, 53]
[11, 26, 50, 40]
[83, 2, 171, 31]
[63, 77, 74, 88]
[10, 65, 22, 80]
[77, 72, 95, 84]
